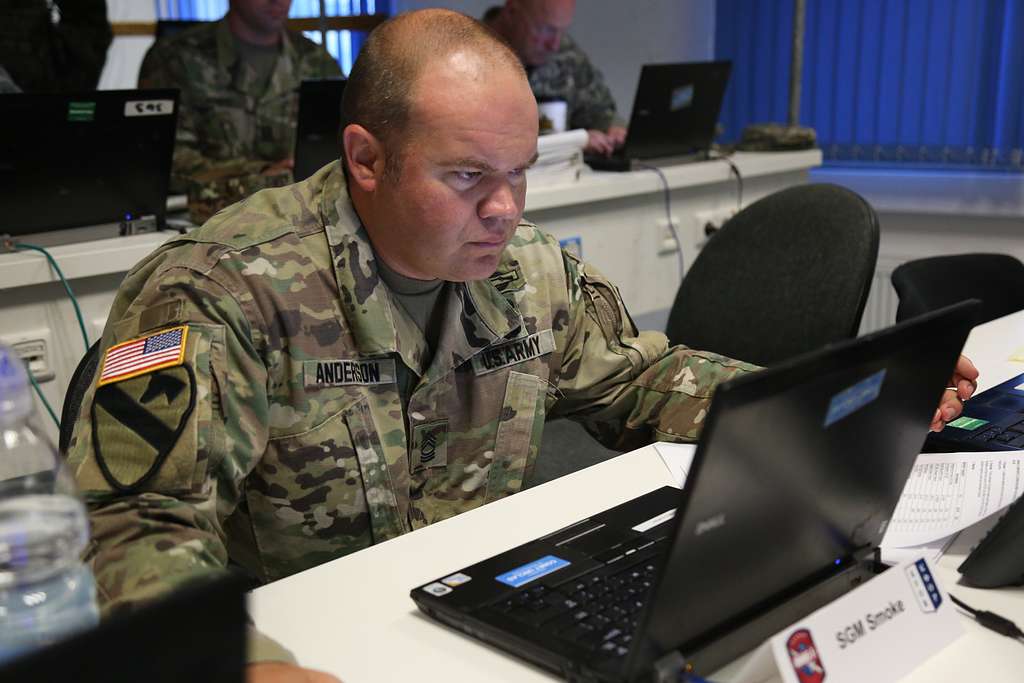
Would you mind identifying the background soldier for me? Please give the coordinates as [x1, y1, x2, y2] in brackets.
[486, 0, 627, 155]
[0, 0, 111, 93]
[138, 0, 341, 222]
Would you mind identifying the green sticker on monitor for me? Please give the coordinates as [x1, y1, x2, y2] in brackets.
[68, 101, 96, 122]
[947, 416, 989, 431]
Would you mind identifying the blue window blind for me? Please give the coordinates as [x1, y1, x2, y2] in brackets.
[715, 0, 1024, 170]
[154, 0, 391, 75]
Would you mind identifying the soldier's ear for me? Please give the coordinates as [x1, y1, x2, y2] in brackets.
[342, 123, 383, 191]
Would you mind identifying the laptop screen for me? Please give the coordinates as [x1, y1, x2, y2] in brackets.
[637, 302, 976, 669]
[0, 89, 178, 237]
[623, 61, 731, 160]
[293, 78, 346, 182]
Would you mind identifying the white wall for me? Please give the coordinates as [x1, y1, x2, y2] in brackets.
[394, 1, 716, 120]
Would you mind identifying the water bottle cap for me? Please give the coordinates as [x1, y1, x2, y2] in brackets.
[0, 346, 34, 420]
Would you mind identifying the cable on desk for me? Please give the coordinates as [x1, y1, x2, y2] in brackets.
[949, 593, 1024, 644]
[708, 151, 743, 212]
[12, 243, 90, 354]
[633, 162, 685, 279]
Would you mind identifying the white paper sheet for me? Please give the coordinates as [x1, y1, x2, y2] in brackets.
[652, 442, 697, 488]
[881, 450, 1024, 548]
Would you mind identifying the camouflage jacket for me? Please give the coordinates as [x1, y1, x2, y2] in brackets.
[527, 33, 621, 132]
[138, 19, 341, 194]
[0, 0, 111, 93]
[67, 162, 755, 653]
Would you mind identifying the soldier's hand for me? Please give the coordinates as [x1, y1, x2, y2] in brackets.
[607, 125, 627, 148]
[930, 354, 979, 432]
[247, 662, 342, 683]
[585, 129, 616, 156]
[262, 158, 295, 176]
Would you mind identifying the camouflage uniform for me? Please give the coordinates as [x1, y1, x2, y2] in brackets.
[526, 33, 622, 132]
[67, 162, 755, 659]
[0, 0, 111, 93]
[137, 19, 341, 200]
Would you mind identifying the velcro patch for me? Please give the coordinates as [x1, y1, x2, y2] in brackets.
[304, 358, 397, 387]
[411, 420, 448, 471]
[91, 364, 196, 493]
[98, 325, 188, 386]
[471, 329, 555, 376]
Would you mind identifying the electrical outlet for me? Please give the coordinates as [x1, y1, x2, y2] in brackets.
[694, 208, 737, 239]
[0, 328, 55, 382]
[657, 218, 682, 254]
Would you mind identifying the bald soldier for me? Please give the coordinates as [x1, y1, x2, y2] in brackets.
[67, 9, 977, 682]
[486, 0, 627, 155]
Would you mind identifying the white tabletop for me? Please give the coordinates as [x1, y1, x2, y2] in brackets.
[250, 310, 1024, 681]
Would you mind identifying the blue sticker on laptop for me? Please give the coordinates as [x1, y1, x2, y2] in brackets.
[495, 555, 571, 588]
[824, 369, 886, 428]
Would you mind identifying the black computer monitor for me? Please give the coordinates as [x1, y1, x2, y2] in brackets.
[0, 575, 247, 682]
[0, 89, 179, 236]
[293, 78, 346, 182]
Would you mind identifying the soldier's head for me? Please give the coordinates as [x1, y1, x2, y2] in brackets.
[492, 0, 576, 67]
[227, 0, 292, 45]
[341, 9, 538, 283]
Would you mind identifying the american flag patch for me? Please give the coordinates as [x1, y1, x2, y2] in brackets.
[97, 326, 189, 386]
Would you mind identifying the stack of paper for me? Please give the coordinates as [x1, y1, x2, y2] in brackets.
[880, 450, 1024, 564]
[528, 129, 588, 185]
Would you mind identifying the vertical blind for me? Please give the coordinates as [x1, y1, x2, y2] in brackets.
[715, 0, 1024, 170]
[154, 0, 391, 75]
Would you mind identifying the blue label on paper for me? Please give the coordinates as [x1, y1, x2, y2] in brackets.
[495, 555, 571, 588]
[825, 369, 886, 427]
[559, 236, 582, 259]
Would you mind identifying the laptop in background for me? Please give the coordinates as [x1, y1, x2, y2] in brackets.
[0, 575, 247, 682]
[0, 89, 178, 236]
[925, 370, 1024, 451]
[584, 60, 732, 172]
[412, 301, 977, 681]
[293, 78, 346, 182]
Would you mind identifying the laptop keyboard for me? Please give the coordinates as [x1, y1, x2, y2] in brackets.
[490, 550, 664, 658]
[964, 418, 1024, 447]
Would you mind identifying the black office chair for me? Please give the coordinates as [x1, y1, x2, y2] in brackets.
[58, 341, 101, 456]
[665, 183, 879, 366]
[891, 253, 1024, 324]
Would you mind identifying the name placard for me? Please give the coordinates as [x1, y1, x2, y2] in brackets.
[732, 557, 963, 683]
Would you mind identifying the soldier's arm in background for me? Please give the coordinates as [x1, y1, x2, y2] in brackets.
[550, 252, 760, 451]
[52, 0, 113, 91]
[65, 243, 292, 663]
[562, 41, 621, 134]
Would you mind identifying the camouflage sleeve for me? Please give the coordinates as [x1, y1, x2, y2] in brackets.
[565, 47, 621, 132]
[552, 253, 760, 451]
[51, 0, 112, 90]
[66, 251, 270, 615]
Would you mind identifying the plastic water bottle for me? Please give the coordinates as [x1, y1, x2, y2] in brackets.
[0, 345, 98, 663]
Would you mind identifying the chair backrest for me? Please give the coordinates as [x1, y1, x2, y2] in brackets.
[665, 183, 879, 367]
[891, 253, 1024, 325]
[59, 341, 101, 455]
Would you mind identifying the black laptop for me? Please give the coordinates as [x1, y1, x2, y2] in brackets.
[0, 575, 247, 682]
[584, 61, 731, 172]
[411, 301, 977, 681]
[0, 89, 178, 236]
[925, 370, 1024, 451]
[293, 78, 347, 182]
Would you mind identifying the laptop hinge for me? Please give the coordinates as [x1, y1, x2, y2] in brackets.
[650, 650, 687, 683]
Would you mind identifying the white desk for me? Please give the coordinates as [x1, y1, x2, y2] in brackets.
[249, 311, 1024, 681]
